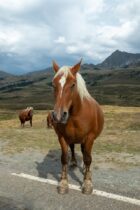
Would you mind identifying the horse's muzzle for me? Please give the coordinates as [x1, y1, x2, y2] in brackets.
[52, 110, 69, 124]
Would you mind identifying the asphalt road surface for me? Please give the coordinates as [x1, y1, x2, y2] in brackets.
[0, 149, 140, 210]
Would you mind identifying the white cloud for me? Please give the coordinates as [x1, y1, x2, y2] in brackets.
[54, 36, 66, 44]
[0, 29, 22, 45]
[0, 0, 40, 11]
[116, 0, 140, 22]
[67, 46, 78, 54]
[0, 0, 139, 73]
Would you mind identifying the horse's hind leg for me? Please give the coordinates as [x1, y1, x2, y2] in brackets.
[82, 135, 94, 195]
[58, 137, 69, 194]
[69, 144, 77, 167]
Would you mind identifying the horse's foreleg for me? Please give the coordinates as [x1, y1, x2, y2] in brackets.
[22, 123, 24, 128]
[81, 143, 85, 172]
[20, 120, 23, 128]
[30, 118, 32, 127]
[69, 144, 77, 167]
[58, 137, 69, 194]
[82, 136, 94, 194]
[81, 143, 84, 155]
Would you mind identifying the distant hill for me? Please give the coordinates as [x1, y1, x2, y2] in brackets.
[127, 60, 140, 68]
[0, 66, 140, 109]
[0, 70, 14, 79]
[98, 50, 140, 69]
[0, 50, 140, 109]
[0, 70, 17, 87]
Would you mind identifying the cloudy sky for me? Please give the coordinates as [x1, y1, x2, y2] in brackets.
[0, 0, 140, 74]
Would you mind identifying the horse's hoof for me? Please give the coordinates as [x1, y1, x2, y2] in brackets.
[82, 180, 93, 195]
[57, 179, 69, 194]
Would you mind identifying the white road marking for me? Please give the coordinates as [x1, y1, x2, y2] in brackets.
[12, 172, 140, 206]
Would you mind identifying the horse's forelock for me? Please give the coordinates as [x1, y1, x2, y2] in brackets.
[26, 107, 33, 111]
[54, 66, 72, 79]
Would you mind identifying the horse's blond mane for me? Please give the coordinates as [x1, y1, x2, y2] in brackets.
[76, 73, 91, 100]
[54, 66, 91, 100]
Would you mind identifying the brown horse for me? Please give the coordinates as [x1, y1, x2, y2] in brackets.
[51, 60, 104, 194]
[19, 107, 33, 127]
[46, 111, 54, 128]
[47, 111, 79, 167]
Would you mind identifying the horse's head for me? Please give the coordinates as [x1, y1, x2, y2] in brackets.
[52, 60, 82, 124]
[27, 107, 33, 117]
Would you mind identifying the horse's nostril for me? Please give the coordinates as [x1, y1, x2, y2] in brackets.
[52, 111, 56, 120]
[62, 111, 68, 120]
[63, 112, 67, 116]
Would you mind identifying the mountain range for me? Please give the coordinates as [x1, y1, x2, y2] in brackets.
[97, 50, 140, 69]
[0, 50, 140, 75]
[0, 50, 140, 109]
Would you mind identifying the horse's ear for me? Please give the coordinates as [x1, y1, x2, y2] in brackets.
[52, 60, 59, 73]
[71, 59, 82, 75]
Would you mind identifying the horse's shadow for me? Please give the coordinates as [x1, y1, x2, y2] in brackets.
[36, 149, 83, 185]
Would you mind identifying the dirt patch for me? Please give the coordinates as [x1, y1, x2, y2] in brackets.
[93, 152, 140, 170]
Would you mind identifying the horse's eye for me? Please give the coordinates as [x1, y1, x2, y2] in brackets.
[71, 83, 75, 89]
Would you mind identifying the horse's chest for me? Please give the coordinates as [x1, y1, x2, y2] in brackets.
[25, 116, 30, 121]
[57, 120, 86, 143]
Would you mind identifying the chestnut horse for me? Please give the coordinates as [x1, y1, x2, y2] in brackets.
[51, 60, 104, 194]
[19, 107, 33, 127]
[46, 111, 54, 128]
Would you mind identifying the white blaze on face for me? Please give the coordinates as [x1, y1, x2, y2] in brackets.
[59, 75, 66, 98]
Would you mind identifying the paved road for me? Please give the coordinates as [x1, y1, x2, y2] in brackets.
[0, 149, 140, 210]
[0, 169, 139, 210]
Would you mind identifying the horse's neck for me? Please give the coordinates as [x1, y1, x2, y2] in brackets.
[71, 92, 85, 115]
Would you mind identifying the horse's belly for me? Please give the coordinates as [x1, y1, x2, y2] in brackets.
[25, 117, 30, 121]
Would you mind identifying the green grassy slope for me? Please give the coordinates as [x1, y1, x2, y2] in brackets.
[0, 67, 140, 109]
